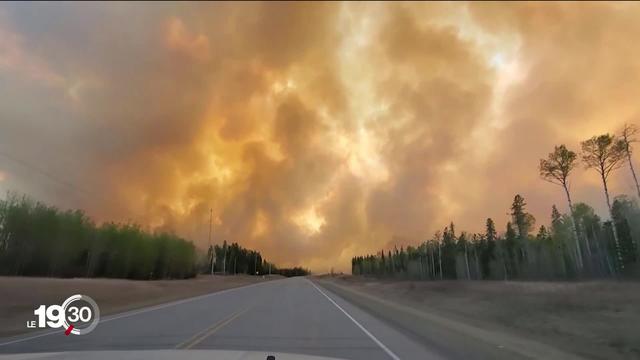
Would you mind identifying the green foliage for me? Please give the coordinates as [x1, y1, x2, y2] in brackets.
[274, 267, 311, 277]
[353, 130, 640, 281]
[511, 194, 535, 241]
[352, 194, 636, 281]
[441, 224, 457, 279]
[581, 134, 627, 177]
[539, 144, 577, 187]
[0, 193, 197, 279]
[208, 240, 304, 277]
[480, 218, 497, 278]
[211, 241, 272, 275]
[504, 222, 519, 277]
[612, 196, 639, 266]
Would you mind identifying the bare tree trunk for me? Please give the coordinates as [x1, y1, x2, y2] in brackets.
[591, 223, 608, 277]
[464, 242, 470, 280]
[627, 151, 640, 199]
[85, 249, 92, 278]
[627, 156, 640, 260]
[430, 246, 435, 280]
[502, 246, 508, 281]
[390, 253, 395, 275]
[559, 242, 567, 279]
[582, 221, 593, 258]
[579, 220, 592, 274]
[564, 185, 584, 271]
[423, 245, 428, 279]
[602, 174, 624, 270]
[474, 246, 481, 280]
[438, 243, 443, 280]
[426, 246, 431, 279]
[605, 251, 614, 276]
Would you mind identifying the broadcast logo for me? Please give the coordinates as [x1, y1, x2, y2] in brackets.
[27, 294, 100, 336]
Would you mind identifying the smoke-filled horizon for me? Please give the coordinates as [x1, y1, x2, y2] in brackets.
[2, 2, 640, 272]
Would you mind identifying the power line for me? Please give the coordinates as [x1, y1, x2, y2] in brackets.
[0, 151, 87, 196]
[0, 150, 145, 221]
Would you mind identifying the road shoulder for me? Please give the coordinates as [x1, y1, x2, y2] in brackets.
[0, 275, 282, 338]
[314, 278, 584, 360]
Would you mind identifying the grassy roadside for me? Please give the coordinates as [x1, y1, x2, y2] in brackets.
[0, 275, 282, 338]
[315, 276, 640, 360]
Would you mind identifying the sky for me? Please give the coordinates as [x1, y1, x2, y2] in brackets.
[2, 2, 640, 272]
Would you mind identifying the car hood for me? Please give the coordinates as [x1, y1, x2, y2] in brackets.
[0, 350, 346, 360]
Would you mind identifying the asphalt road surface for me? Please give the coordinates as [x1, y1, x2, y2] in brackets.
[0, 277, 442, 360]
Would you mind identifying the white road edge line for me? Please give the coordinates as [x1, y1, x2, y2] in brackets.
[307, 279, 401, 360]
[0, 278, 285, 347]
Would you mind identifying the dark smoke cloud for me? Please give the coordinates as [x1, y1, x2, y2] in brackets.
[1, 2, 640, 272]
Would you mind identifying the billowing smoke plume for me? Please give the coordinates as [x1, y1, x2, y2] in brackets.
[2, 2, 640, 271]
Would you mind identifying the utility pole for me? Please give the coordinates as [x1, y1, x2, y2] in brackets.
[209, 208, 214, 275]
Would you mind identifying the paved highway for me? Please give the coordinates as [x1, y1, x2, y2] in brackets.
[0, 277, 441, 360]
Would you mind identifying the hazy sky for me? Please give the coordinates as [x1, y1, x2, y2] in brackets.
[2, 2, 640, 272]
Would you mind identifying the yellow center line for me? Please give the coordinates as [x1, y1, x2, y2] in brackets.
[175, 305, 253, 350]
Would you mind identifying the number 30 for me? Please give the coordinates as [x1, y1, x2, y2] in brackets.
[68, 306, 92, 322]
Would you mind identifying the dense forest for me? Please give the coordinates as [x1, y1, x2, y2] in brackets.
[0, 194, 306, 279]
[206, 241, 310, 277]
[353, 126, 640, 280]
[0, 193, 197, 279]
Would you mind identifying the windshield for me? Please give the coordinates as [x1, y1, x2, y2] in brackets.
[1, 2, 640, 360]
